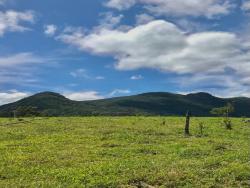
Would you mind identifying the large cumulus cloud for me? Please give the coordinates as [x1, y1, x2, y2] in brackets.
[58, 20, 249, 73]
[57, 20, 250, 96]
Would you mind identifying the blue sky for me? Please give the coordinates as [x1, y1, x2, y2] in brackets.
[0, 0, 250, 104]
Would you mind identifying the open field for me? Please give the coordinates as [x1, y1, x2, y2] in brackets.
[0, 117, 249, 187]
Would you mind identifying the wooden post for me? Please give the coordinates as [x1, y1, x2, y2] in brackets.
[185, 111, 190, 135]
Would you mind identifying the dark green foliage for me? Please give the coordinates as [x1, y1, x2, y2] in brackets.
[0, 92, 249, 117]
[15, 106, 40, 117]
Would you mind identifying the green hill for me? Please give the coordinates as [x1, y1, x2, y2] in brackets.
[0, 92, 249, 117]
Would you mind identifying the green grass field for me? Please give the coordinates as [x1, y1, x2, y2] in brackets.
[0, 117, 249, 187]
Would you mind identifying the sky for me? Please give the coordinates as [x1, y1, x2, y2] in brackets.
[0, 0, 250, 105]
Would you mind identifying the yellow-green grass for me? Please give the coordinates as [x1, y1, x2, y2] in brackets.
[0, 117, 249, 187]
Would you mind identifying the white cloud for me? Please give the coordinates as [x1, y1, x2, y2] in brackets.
[0, 70, 38, 85]
[176, 73, 250, 97]
[144, 0, 235, 18]
[0, 10, 35, 36]
[242, 0, 250, 11]
[0, 52, 43, 67]
[175, 19, 212, 32]
[105, 0, 235, 18]
[0, 0, 6, 5]
[58, 20, 250, 97]
[131, 75, 143, 80]
[0, 90, 30, 105]
[58, 20, 248, 74]
[64, 91, 104, 101]
[135, 13, 154, 25]
[105, 0, 136, 10]
[95, 76, 105, 80]
[109, 89, 131, 97]
[0, 0, 9, 5]
[70, 69, 89, 79]
[98, 12, 124, 30]
[57, 20, 186, 71]
[0, 52, 52, 86]
[44, 24, 57, 36]
[70, 69, 105, 80]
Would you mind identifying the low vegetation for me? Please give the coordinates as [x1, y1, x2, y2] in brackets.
[0, 117, 249, 187]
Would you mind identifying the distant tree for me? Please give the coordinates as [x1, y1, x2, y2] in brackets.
[15, 106, 40, 117]
[210, 103, 234, 129]
[210, 103, 234, 117]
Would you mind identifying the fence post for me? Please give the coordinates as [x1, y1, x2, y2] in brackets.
[185, 111, 190, 135]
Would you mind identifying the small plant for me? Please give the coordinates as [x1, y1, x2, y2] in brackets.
[162, 119, 166, 125]
[242, 117, 250, 124]
[198, 122, 204, 136]
[223, 117, 232, 130]
[210, 103, 234, 130]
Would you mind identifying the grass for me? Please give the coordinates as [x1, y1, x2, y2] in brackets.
[0, 117, 249, 187]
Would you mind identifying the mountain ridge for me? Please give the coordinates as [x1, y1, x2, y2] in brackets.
[0, 91, 249, 117]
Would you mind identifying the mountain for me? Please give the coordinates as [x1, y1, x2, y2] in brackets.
[0, 92, 249, 117]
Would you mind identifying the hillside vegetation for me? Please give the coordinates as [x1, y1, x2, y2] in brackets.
[0, 92, 249, 117]
[0, 117, 249, 187]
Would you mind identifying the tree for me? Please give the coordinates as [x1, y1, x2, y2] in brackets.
[15, 106, 40, 117]
[210, 103, 234, 129]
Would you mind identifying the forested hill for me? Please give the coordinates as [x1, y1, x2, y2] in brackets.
[0, 92, 249, 117]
